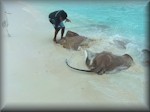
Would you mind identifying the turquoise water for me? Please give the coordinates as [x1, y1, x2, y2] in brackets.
[31, 1, 148, 59]
[35, 1, 148, 47]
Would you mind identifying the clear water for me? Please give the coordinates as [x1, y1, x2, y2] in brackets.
[3, 0, 148, 56]
[31, 0, 149, 61]
[39, 2, 147, 37]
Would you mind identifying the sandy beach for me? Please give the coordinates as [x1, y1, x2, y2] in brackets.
[1, 0, 149, 110]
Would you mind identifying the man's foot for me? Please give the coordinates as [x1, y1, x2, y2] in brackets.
[53, 39, 58, 44]
[53, 39, 57, 42]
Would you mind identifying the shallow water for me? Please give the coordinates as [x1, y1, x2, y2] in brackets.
[33, 0, 149, 61]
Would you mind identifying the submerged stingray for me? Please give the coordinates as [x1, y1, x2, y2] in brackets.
[113, 39, 130, 49]
[142, 49, 150, 66]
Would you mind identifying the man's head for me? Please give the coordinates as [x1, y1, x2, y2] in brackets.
[59, 11, 67, 21]
[59, 16, 65, 22]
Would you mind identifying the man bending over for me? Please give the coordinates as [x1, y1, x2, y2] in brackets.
[49, 10, 71, 43]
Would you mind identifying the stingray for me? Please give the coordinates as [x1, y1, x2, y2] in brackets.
[66, 50, 134, 75]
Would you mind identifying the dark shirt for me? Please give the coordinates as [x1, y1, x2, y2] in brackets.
[49, 10, 67, 28]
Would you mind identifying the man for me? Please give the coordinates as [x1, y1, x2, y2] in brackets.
[48, 10, 71, 43]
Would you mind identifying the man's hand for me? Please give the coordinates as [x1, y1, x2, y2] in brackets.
[65, 18, 71, 22]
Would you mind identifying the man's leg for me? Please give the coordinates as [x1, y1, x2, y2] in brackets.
[61, 27, 65, 39]
[53, 28, 60, 42]
[49, 18, 60, 42]
[59, 21, 65, 39]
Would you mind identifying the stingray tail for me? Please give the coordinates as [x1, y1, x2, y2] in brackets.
[65, 59, 92, 72]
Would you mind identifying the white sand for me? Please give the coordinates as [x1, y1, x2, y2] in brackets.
[1, 0, 148, 110]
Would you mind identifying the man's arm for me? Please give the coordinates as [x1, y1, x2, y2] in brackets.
[65, 18, 71, 22]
